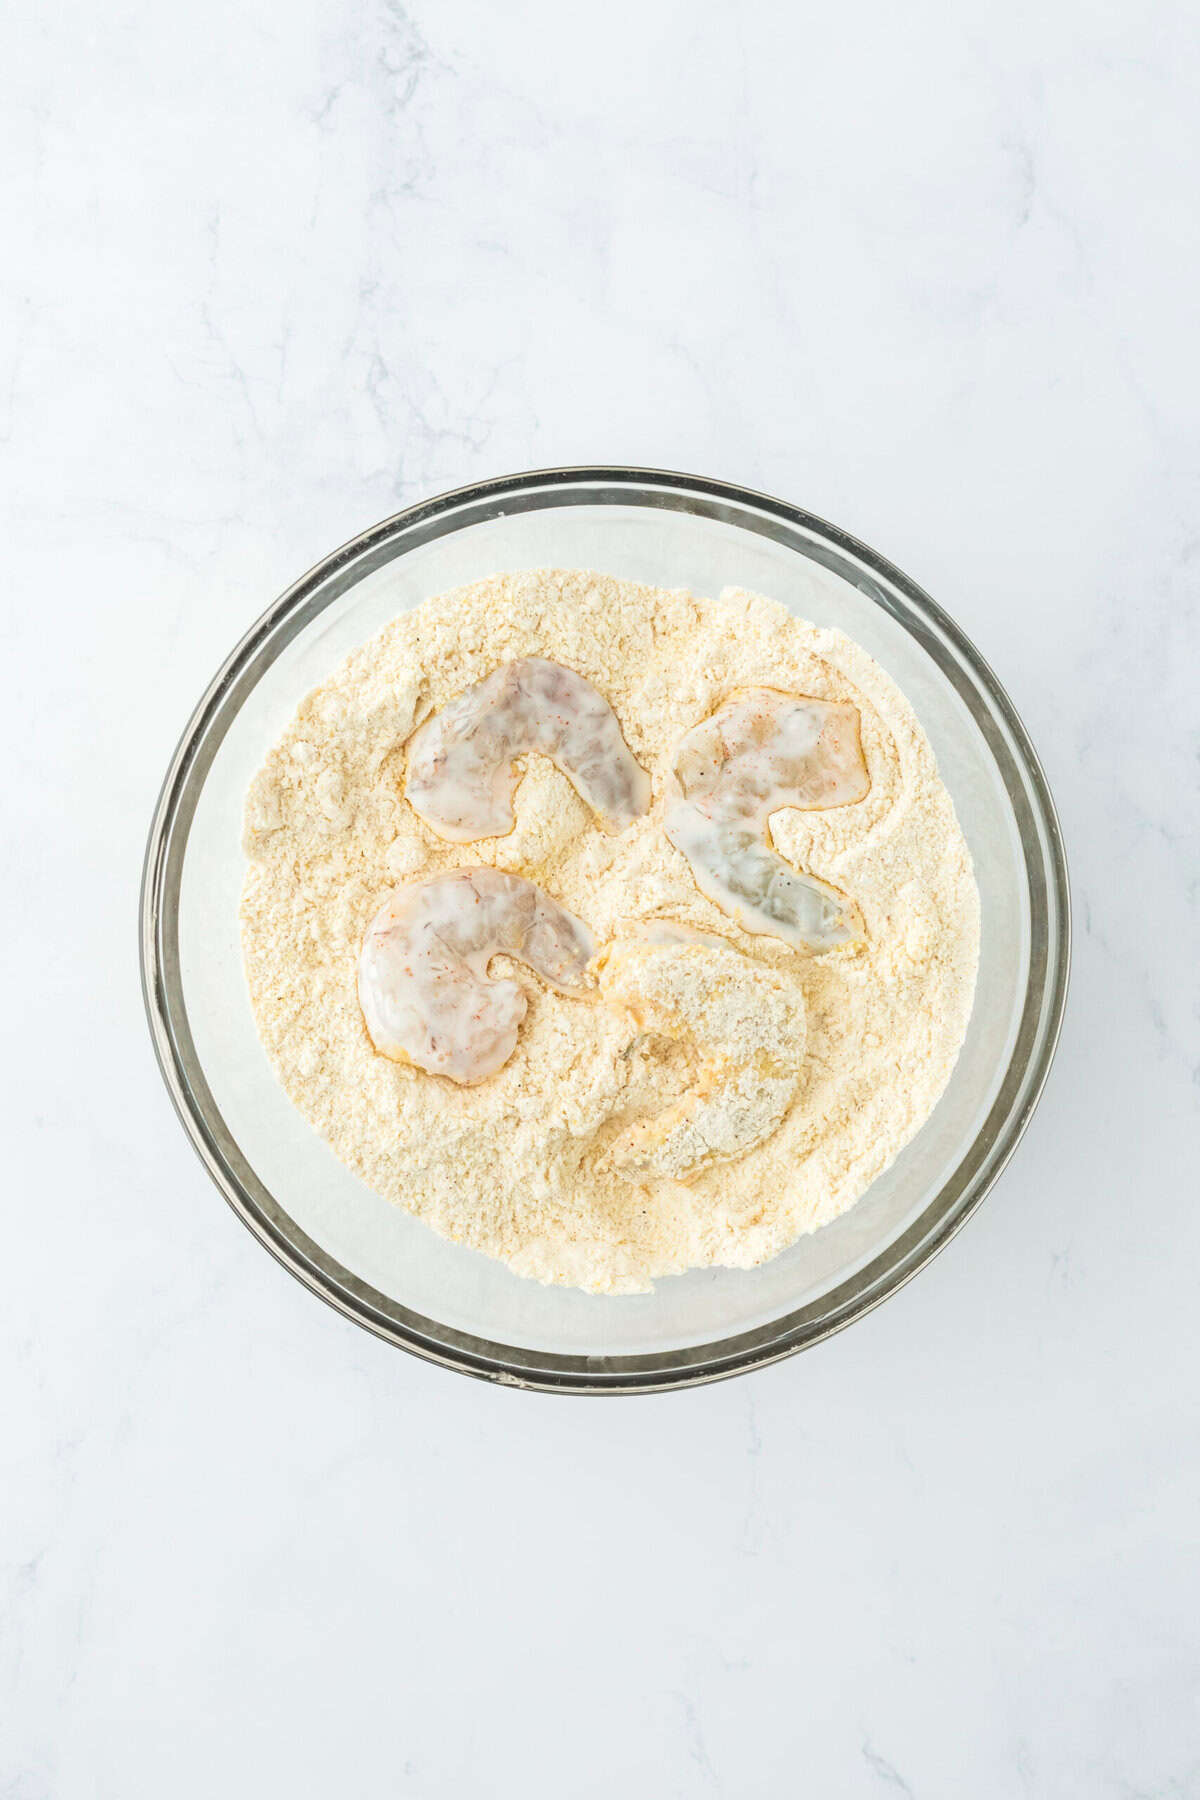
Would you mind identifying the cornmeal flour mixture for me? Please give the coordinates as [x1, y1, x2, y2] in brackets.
[241, 569, 980, 1294]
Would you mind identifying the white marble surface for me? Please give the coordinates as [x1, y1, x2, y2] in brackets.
[3, 0, 1198, 1793]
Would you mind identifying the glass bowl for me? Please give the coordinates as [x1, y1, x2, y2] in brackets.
[140, 468, 1069, 1393]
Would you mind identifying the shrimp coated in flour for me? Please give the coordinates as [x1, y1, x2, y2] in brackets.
[405, 657, 651, 842]
[595, 925, 807, 1184]
[358, 867, 596, 1085]
[664, 689, 871, 952]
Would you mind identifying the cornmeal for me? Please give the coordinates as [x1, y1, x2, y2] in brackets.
[240, 570, 980, 1294]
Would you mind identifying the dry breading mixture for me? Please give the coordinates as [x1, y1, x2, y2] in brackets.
[240, 569, 980, 1294]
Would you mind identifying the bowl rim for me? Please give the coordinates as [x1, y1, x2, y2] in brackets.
[140, 465, 1071, 1394]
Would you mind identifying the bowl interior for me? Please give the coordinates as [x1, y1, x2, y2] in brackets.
[154, 475, 1061, 1381]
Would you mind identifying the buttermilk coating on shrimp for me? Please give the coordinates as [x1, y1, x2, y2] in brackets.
[358, 867, 596, 1085]
[665, 689, 872, 952]
[405, 657, 652, 842]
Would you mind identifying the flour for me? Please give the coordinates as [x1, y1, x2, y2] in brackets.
[240, 569, 981, 1294]
[595, 928, 809, 1183]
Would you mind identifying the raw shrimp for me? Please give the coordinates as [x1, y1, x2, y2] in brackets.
[664, 689, 871, 952]
[358, 867, 596, 1085]
[405, 657, 651, 842]
[595, 925, 807, 1183]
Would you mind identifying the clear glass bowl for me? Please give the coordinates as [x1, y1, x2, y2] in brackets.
[141, 469, 1069, 1393]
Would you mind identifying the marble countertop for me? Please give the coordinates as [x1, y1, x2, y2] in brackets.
[3, 0, 1197, 1793]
